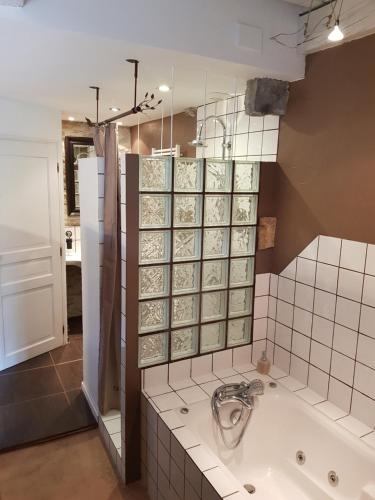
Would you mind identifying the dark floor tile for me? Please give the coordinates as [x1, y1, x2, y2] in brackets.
[50, 337, 82, 364]
[66, 389, 97, 429]
[55, 360, 83, 391]
[0, 366, 63, 406]
[0, 352, 53, 375]
[68, 316, 82, 335]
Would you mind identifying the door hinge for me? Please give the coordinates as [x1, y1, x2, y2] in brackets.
[60, 246, 63, 257]
[57, 162, 60, 173]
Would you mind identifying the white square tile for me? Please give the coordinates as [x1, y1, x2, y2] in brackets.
[275, 322, 292, 351]
[235, 111, 249, 134]
[253, 318, 268, 341]
[280, 259, 296, 280]
[236, 94, 245, 112]
[310, 341, 331, 373]
[255, 273, 270, 296]
[299, 237, 318, 261]
[315, 263, 338, 294]
[169, 359, 192, 389]
[173, 426, 201, 449]
[279, 376, 305, 392]
[362, 432, 375, 449]
[270, 274, 278, 297]
[233, 133, 248, 156]
[293, 307, 312, 337]
[254, 296, 269, 319]
[221, 374, 248, 385]
[263, 115, 279, 130]
[296, 387, 325, 405]
[356, 334, 375, 370]
[251, 339, 266, 365]
[328, 376, 352, 413]
[351, 390, 375, 429]
[276, 300, 293, 327]
[365, 244, 375, 276]
[308, 365, 329, 398]
[332, 324, 358, 358]
[296, 257, 316, 286]
[315, 400, 347, 420]
[273, 345, 290, 373]
[335, 296, 361, 330]
[359, 305, 375, 339]
[191, 355, 216, 384]
[249, 116, 264, 132]
[266, 339, 275, 360]
[213, 350, 233, 374]
[159, 409, 184, 430]
[204, 467, 239, 498]
[362, 275, 375, 307]
[188, 445, 219, 472]
[340, 239, 367, 272]
[200, 379, 223, 396]
[330, 351, 355, 386]
[269, 365, 288, 379]
[232, 344, 253, 371]
[268, 296, 276, 319]
[152, 392, 185, 412]
[177, 385, 208, 405]
[337, 415, 372, 438]
[314, 289, 336, 321]
[318, 236, 341, 266]
[247, 131, 263, 155]
[291, 331, 310, 361]
[267, 318, 276, 342]
[104, 416, 121, 435]
[290, 355, 309, 384]
[311, 315, 334, 347]
[261, 130, 279, 155]
[354, 362, 375, 400]
[337, 268, 363, 302]
[278, 277, 295, 304]
[295, 283, 314, 312]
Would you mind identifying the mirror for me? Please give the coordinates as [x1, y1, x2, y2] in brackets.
[65, 136, 94, 215]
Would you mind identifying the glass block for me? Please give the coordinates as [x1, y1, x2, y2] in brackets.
[139, 265, 170, 299]
[139, 156, 171, 192]
[200, 322, 226, 353]
[172, 262, 200, 295]
[230, 258, 254, 287]
[139, 230, 170, 264]
[233, 161, 260, 193]
[204, 195, 230, 226]
[231, 227, 256, 256]
[201, 291, 227, 322]
[174, 158, 203, 192]
[173, 229, 201, 262]
[232, 195, 258, 225]
[172, 295, 199, 328]
[228, 288, 253, 317]
[203, 228, 229, 259]
[140, 194, 171, 228]
[139, 298, 169, 334]
[205, 159, 232, 192]
[202, 260, 228, 291]
[171, 327, 199, 360]
[227, 317, 251, 347]
[138, 332, 168, 367]
[174, 195, 202, 227]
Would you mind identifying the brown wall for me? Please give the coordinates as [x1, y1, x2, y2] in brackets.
[274, 33, 375, 273]
[130, 111, 196, 157]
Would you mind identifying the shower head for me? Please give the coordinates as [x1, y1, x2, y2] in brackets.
[189, 138, 206, 148]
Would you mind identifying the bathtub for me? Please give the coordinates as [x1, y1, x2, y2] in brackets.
[174, 381, 375, 500]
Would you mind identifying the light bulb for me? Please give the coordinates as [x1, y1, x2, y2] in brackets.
[68, 116, 75, 121]
[328, 22, 344, 42]
[110, 106, 120, 112]
[158, 84, 170, 92]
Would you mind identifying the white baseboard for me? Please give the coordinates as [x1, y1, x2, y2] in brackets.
[81, 381, 99, 420]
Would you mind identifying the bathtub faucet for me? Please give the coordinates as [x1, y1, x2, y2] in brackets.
[212, 379, 264, 411]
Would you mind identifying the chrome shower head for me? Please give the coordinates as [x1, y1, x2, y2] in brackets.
[188, 138, 206, 148]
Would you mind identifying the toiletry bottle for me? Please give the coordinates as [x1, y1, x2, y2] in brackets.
[257, 351, 270, 375]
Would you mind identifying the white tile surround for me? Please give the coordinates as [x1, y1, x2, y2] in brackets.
[266, 235, 375, 430]
[196, 95, 279, 162]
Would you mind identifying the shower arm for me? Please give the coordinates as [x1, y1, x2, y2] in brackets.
[197, 115, 231, 160]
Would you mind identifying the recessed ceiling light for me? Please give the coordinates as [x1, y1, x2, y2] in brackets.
[117, 122, 123, 126]
[110, 106, 120, 112]
[68, 116, 75, 121]
[328, 21, 344, 42]
[158, 84, 170, 92]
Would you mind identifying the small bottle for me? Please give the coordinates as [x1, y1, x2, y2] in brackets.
[257, 350, 270, 375]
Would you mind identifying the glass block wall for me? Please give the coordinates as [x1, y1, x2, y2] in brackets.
[129, 156, 260, 368]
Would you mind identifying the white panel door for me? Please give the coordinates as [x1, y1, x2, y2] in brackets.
[0, 139, 64, 370]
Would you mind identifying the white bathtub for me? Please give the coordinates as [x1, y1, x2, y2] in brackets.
[176, 381, 375, 500]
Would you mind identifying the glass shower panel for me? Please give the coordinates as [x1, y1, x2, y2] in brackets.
[203, 228, 229, 259]
[227, 317, 251, 346]
[174, 158, 203, 192]
[228, 287, 253, 317]
[172, 262, 200, 295]
[173, 229, 201, 261]
[174, 195, 202, 227]
[139, 194, 171, 228]
[233, 162, 260, 193]
[202, 260, 228, 290]
[139, 231, 170, 264]
[139, 265, 170, 299]
[200, 321, 226, 353]
[201, 291, 227, 322]
[204, 195, 231, 226]
[231, 227, 256, 256]
[138, 332, 169, 367]
[172, 294, 200, 328]
[171, 327, 199, 360]
[232, 195, 258, 225]
[139, 156, 172, 192]
[230, 257, 254, 287]
[205, 160, 232, 192]
[139, 298, 169, 334]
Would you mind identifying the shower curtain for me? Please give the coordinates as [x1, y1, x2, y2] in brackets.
[94, 123, 121, 414]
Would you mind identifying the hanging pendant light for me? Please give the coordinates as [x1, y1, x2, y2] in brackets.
[328, 21, 344, 42]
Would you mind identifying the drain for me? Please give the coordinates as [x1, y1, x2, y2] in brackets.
[328, 470, 339, 486]
[180, 407, 189, 414]
[244, 484, 256, 494]
[269, 382, 277, 388]
[296, 450, 306, 465]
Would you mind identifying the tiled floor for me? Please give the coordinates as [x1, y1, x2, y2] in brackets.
[0, 335, 96, 451]
[0, 429, 148, 500]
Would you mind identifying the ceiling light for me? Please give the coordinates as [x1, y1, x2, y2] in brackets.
[117, 122, 123, 126]
[328, 21, 344, 42]
[110, 106, 120, 112]
[68, 116, 75, 121]
[158, 84, 170, 93]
